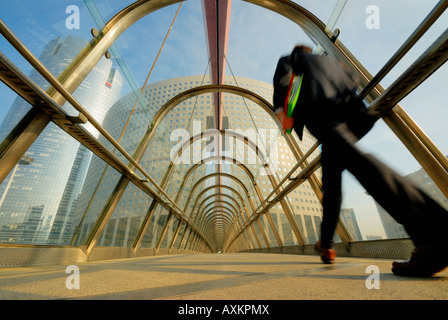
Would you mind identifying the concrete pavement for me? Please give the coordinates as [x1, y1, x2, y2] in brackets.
[0, 253, 447, 300]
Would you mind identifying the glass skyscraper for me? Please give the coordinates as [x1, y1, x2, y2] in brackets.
[0, 36, 123, 244]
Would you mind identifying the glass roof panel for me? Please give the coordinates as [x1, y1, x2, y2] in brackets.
[335, 0, 447, 86]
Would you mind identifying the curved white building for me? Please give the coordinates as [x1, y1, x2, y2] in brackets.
[70, 75, 324, 249]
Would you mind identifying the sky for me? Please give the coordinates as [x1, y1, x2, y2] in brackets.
[0, 0, 447, 239]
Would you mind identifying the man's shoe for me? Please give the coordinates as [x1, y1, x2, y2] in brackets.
[315, 240, 336, 264]
[391, 246, 448, 277]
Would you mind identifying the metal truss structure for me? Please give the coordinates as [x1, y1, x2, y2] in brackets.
[0, 0, 447, 266]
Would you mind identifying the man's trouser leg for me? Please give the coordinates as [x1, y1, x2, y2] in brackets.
[320, 142, 343, 249]
[329, 124, 448, 247]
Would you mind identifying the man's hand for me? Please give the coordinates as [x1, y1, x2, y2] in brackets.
[275, 108, 285, 124]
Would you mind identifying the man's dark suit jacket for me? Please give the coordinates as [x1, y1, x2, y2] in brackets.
[273, 51, 360, 141]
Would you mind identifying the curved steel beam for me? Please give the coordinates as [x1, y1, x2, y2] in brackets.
[173, 156, 284, 248]
[180, 159, 257, 215]
[175, 130, 304, 244]
[189, 189, 247, 228]
[174, 156, 256, 203]
[148, 81, 325, 218]
[202, 204, 238, 225]
[191, 186, 260, 248]
[186, 174, 270, 247]
[184, 171, 251, 213]
[144, 83, 323, 246]
[202, 206, 254, 250]
[203, 208, 236, 229]
[172, 129, 271, 169]
[204, 210, 236, 230]
[186, 173, 253, 234]
[146, 84, 275, 146]
[194, 186, 246, 216]
[169, 156, 263, 246]
[199, 199, 242, 233]
[201, 203, 239, 229]
[204, 218, 234, 240]
[199, 196, 242, 219]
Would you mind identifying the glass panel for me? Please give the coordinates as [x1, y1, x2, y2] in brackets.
[0, 0, 93, 78]
[71, 156, 122, 246]
[173, 222, 186, 250]
[0, 123, 118, 245]
[227, 1, 324, 84]
[335, 0, 445, 86]
[0, 83, 32, 143]
[139, 206, 168, 248]
[98, 181, 154, 247]
[278, 211, 296, 246]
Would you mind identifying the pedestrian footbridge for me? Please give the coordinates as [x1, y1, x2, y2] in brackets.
[0, 0, 447, 301]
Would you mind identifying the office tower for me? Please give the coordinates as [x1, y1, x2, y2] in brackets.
[340, 208, 363, 241]
[374, 159, 448, 240]
[405, 163, 448, 211]
[375, 203, 408, 240]
[69, 75, 323, 248]
[0, 36, 123, 244]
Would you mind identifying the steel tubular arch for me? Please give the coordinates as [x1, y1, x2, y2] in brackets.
[154, 83, 323, 202]
[197, 189, 245, 213]
[140, 81, 329, 246]
[170, 156, 270, 248]
[192, 188, 261, 248]
[202, 205, 238, 229]
[184, 172, 251, 211]
[201, 203, 240, 229]
[186, 174, 253, 225]
[186, 174, 271, 248]
[175, 156, 257, 201]
[203, 210, 236, 233]
[198, 199, 243, 231]
[187, 182, 250, 217]
[176, 130, 307, 244]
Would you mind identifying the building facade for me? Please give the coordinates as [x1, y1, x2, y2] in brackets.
[340, 208, 363, 241]
[375, 160, 448, 240]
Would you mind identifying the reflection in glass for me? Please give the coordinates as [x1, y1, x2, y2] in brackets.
[0, 35, 123, 245]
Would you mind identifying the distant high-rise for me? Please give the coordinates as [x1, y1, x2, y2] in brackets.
[405, 163, 448, 211]
[375, 202, 408, 240]
[0, 36, 123, 244]
[340, 208, 363, 241]
[374, 161, 448, 240]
